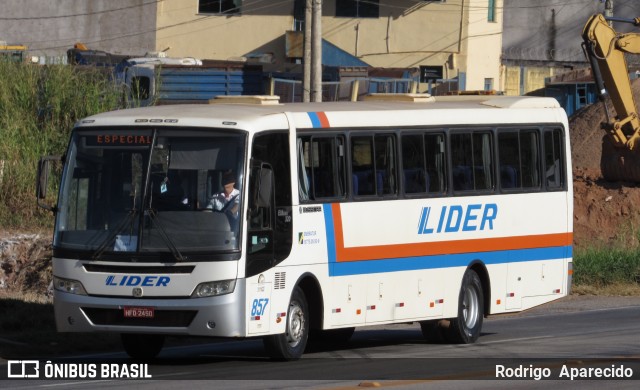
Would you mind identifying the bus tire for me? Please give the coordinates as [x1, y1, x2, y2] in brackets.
[445, 269, 484, 344]
[263, 286, 309, 360]
[121, 333, 164, 360]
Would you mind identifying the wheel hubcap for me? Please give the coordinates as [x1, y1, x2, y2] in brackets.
[287, 303, 305, 347]
[462, 285, 479, 329]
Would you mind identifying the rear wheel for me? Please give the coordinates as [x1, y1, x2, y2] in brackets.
[263, 286, 309, 360]
[445, 269, 484, 344]
[121, 333, 164, 360]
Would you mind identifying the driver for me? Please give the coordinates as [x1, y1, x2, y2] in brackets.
[207, 170, 240, 217]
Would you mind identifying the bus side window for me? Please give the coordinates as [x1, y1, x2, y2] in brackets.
[498, 129, 541, 191]
[451, 131, 493, 192]
[498, 132, 520, 189]
[351, 134, 397, 197]
[544, 128, 565, 189]
[298, 135, 345, 200]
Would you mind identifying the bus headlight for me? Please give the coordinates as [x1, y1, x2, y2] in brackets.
[53, 276, 87, 295]
[192, 279, 236, 298]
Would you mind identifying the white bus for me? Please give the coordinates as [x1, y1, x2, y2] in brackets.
[38, 94, 573, 360]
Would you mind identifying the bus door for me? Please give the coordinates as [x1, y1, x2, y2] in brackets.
[245, 132, 293, 335]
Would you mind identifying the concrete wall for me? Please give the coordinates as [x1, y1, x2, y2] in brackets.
[465, 0, 503, 91]
[0, 0, 157, 61]
[502, 65, 562, 96]
[156, 1, 467, 70]
[1, 0, 505, 94]
[155, 1, 294, 62]
[156, 0, 503, 93]
[503, 0, 640, 64]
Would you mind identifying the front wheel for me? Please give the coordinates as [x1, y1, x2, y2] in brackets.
[263, 286, 309, 360]
[445, 269, 484, 344]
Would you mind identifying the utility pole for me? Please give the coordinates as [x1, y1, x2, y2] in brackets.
[303, 0, 311, 102]
[311, 0, 322, 102]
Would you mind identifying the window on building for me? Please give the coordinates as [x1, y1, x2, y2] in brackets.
[293, 0, 306, 31]
[336, 0, 379, 18]
[488, 0, 496, 22]
[484, 78, 494, 91]
[199, 0, 241, 15]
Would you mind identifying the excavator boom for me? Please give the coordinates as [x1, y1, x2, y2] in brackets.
[582, 14, 640, 181]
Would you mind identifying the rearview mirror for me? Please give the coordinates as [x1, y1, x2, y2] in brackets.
[36, 155, 62, 212]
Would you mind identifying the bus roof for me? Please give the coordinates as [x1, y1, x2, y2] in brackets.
[75, 95, 567, 132]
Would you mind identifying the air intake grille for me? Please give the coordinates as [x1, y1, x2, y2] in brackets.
[82, 307, 197, 327]
[274, 272, 286, 290]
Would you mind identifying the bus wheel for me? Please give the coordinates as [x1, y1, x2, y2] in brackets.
[121, 333, 164, 360]
[263, 286, 309, 360]
[445, 269, 484, 344]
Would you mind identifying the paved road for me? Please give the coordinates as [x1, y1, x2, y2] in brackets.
[2, 295, 639, 389]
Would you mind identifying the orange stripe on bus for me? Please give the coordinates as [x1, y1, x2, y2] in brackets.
[329, 203, 572, 263]
[316, 111, 330, 128]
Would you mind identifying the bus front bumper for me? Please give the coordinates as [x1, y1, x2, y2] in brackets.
[53, 279, 247, 338]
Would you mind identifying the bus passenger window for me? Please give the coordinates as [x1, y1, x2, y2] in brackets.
[451, 132, 493, 191]
[401, 132, 445, 195]
[520, 130, 540, 188]
[544, 129, 564, 189]
[498, 130, 541, 190]
[352, 134, 397, 197]
[298, 136, 345, 200]
[402, 134, 427, 194]
[498, 132, 520, 189]
[425, 133, 446, 193]
[351, 136, 375, 196]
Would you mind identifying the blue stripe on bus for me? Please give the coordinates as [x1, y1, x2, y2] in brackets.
[322, 204, 571, 277]
[323, 205, 338, 272]
[308, 112, 322, 128]
[328, 246, 572, 276]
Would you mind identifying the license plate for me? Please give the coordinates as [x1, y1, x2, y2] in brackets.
[123, 306, 154, 318]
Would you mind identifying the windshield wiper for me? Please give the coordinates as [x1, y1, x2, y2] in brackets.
[145, 208, 186, 262]
[92, 209, 137, 260]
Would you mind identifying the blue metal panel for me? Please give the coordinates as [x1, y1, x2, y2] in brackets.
[157, 67, 263, 101]
[322, 39, 369, 67]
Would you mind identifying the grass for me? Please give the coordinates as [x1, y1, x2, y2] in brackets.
[0, 61, 124, 229]
[572, 247, 640, 288]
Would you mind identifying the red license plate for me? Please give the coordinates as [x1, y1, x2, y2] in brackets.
[123, 306, 154, 318]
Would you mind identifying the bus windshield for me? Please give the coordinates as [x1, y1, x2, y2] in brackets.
[54, 128, 246, 258]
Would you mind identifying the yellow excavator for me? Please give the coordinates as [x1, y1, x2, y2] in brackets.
[582, 14, 640, 181]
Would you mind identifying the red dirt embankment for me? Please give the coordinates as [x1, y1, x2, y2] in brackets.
[570, 79, 640, 250]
